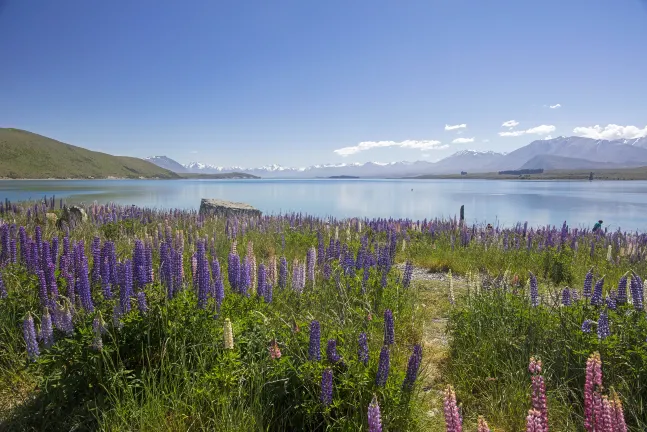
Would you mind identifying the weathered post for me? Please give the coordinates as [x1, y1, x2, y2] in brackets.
[459, 205, 465, 225]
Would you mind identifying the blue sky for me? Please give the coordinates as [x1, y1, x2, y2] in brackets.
[1, 0, 647, 167]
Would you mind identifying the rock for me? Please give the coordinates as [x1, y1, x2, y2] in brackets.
[56, 205, 88, 230]
[199, 199, 261, 218]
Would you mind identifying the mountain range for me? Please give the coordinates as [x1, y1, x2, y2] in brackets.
[146, 136, 647, 178]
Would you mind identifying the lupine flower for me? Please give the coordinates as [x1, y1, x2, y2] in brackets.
[40, 308, 55, 349]
[257, 263, 266, 298]
[597, 311, 610, 340]
[279, 256, 288, 289]
[119, 261, 133, 313]
[402, 261, 414, 289]
[0, 272, 7, 299]
[611, 389, 628, 432]
[477, 416, 491, 432]
[616, 275, 628, 305]
[528, 357, 548, 431]
[591, 277, 604, 306]
[269, 339, 281, 359]
[306, 246, 316, 284]
[320, 368, 333, 406]
[383, 309, 395, 345]
[443, 385, 462, 432]
[402, 344, 423, 390]
[59, 303, 74, 336]
[584, 352, 603, 431]
[309, 320, 321, 361]
[228, 252, 240, 293]
[581, 319, 594, 333]
[196, 241, 210, 308]
[136, 291, 148, 314]
[240, 256, 251, 297]
[561, 287, 571, 306]
[630, 274, 644, 311]
[526, 409, 543, 432]
[358, 332, 369, 366]
[605, 294, 617, 310]
[375, 346, 390, 387]
[23, 314, 40, 361]
[367, 394, 382, 432]
[326, 339, 341, 363]
[223, 318, 234, 349]
[529, 271, 539, 307]
[112, 302, 124, 330]
[583, 269, 593, 299]
[77, 253, 94, 312]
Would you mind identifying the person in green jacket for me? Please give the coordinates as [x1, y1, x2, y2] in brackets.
[592, 220, 603, 233]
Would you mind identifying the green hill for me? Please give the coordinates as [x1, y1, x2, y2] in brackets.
[0, 128, 180, 179]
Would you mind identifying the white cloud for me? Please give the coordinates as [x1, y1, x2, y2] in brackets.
[445, 124, 467, 131]
[499, 124, 556, 137]
[501, 120, 519, 129]
[572, 124, 647, 140]
[334, 140, 446, 156]
[452, 137, 475, 144]
[543, 135, 553, 140]
[549, 104, 561, 109]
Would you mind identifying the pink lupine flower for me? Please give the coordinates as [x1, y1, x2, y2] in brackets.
[526, 409, 543, 432]
[611, 390, 628, 432]
[443, 385, 462, 432]
[477, 416, 491, 432]
[529, 357, 548, 431]
[601, 396, 614, 432]
[584, 352, 603, 432]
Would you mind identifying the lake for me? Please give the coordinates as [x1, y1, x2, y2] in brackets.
[1, 179, 647, 231]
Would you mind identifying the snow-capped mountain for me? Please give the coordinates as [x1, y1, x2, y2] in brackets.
[144, 136, 647, 178]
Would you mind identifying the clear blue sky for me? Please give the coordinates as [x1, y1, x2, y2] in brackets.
[2, 0, 647, 167]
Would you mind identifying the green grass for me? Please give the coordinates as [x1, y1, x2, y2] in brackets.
[0, 128, 179, 179]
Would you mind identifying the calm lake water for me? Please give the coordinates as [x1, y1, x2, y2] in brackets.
[1, 179, 647, 231]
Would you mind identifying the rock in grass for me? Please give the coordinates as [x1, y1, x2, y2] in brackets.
[199, 199, 261, 218]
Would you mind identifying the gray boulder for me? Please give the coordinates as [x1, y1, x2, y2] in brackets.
[199, 199, 261, 218]
[56, 205, 88, 230]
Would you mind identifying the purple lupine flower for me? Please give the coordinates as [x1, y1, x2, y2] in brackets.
[58, 303, 74, 336]
[320, 368, 333, 406]
[136, 291, 148, 314]
[630, 274, 644, 311]
[561, 287, 571, 306]
[375, 346, 390, 387]
[196, 241, 210, 308]
[37, 269, 49, 307]
[23, 314, 40, 361]
[402, 344, 423, 390]
[591, 277, 604, 306]
[306, 247, 316, 283]
[240, 256, 251, 297]
[264, 275, 273, 303]
[326, 339, 341, 363]
[358, 332, 369, 366]
[91, 237, 101, 284]
[279, 256, 288, 289]
[112, 302, 124, 330]
[145, 241, 153, 283]
[323, 262, 331, 280]
[77, 253, 94, 312]
[257, 263, 266, 298]
[100, 242, 113, 299]
[581, 319, 594, 333]
[597, 311, 610, 340]
[367, 394, 383, 432]
[402, 261, 414, 289]
[529, 271, 539, 307]
[10, 238, 17, 264]
[0, 271, 7, 299]
[380, 270, 387, 289]
[617, 275, 628, 305]
[46, 262, 59, 300]
[309, 320, 321, 361]
[133, 240, 147, 288]
[227, 252, 240, 293]
[383, 309, 395, 345]
[40, 308, 54, 348]
[50, 236, 58, 267]
[583, 269, 593, 299]
[605, 294, 617, 310]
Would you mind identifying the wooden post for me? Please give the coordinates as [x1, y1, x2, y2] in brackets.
[460, 205, 464, 225]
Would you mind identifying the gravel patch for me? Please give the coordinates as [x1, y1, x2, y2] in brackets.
[395, 263, 465, 283]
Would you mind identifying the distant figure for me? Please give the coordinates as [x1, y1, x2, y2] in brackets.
[592, 220, 603, 233]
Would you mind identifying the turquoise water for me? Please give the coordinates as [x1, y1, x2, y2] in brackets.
[2, 179, 647, 231]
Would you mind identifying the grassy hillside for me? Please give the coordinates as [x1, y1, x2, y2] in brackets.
[412, 166, 647, 180]
[0, 128, 179, 179]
